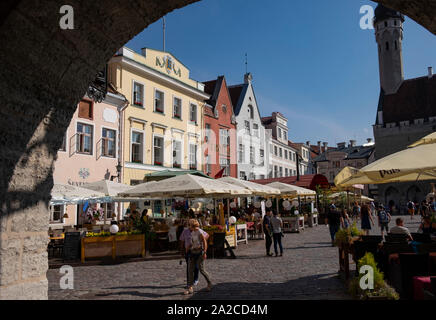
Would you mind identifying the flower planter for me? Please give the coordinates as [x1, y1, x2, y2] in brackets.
[81, 234, 145, 262]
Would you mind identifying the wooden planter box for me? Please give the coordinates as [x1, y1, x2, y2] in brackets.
[81, 234, 145, 262]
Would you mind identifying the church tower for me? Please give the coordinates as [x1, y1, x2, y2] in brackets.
[374, 5, 405, 95]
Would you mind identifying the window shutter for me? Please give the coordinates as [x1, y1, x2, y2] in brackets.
[78, 100, 93, 119]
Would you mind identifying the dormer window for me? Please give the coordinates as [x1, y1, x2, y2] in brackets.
[248, 105, 254, 119]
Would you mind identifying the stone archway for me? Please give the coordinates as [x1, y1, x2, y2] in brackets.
[0, 0, 436, 299]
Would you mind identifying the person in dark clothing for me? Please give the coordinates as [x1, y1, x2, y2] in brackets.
[262, 210, 273, 256]
[326, 204, 341, 246]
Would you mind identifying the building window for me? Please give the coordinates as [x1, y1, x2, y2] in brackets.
[154, 136, 164, 166]
[239, 144, 244, 163]
[274, 166, 278, 178]
[133, 82, 144, 107]
[279, 167, 283, 177]
[248, 105, 254, 119]
[78, 100, 93, 120]
[59, 133, 66, 151]
[279, 148, 283, 158]
[173, 97, 182, 119]
[205, 124, 211, 142]
[50, 205, 64, 223]
[284, 150, 288, 160]
[131, 131, 143, 163]
[205, 155, 212, 175]
[245, 120, 250, 134]
[172, 140, 182, 168]
[102, 128, 116, 158]
[283, 131, 287, 141]
[333, 161, 341, 168]
[189, 144, 197, 170]
[154, 90, 164, 113]
[285, 168, 289, 177]
[278, 128, 282, 139]
[253, 123, 259, 137]
[249, 172, 255, 180]
[260, 149, 264, 166]
[76, 122, 93, 155]
[222, 104, 227, 113]
[220, 157, 230, 176]
[106, 203, 114, 219]
[274, 146, 278, 156]
[190, 103, 197, 124]
[240, 171, 246, 180]
[220, 129, 229, 147]
[250, 146, 255, 164]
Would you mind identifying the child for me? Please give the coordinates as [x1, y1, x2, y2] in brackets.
[377, 205, 391, 237]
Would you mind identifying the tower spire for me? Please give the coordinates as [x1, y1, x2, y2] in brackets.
[245, 53, 248, 74]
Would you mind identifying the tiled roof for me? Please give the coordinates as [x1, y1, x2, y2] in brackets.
[380, 76, 436, 124]
[228, 84, 246, 115]
[312, 145, 374, 162]
[252, 174, 330, 190]
[261, 116, 273, 125]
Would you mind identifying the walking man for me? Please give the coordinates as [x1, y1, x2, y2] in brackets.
[270, 211, 284, 257]
[407, 200, 415, 220]
[377, 204, 391, 238]
[263, 210, 273, 256]
[326, 204, 341, 246]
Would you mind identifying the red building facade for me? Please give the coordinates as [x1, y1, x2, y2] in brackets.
[202, 76, 237, 178]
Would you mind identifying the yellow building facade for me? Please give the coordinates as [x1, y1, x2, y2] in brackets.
[108, 47, 210, 188]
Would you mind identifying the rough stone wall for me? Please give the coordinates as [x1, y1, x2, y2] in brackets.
[376, 0, 436, 35]
[0, 0, 198, 300]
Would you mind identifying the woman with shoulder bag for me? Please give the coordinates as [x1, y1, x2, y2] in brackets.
[184, 219, 213, 295]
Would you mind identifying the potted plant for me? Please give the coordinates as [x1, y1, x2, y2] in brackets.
[348, 252, 399, 300]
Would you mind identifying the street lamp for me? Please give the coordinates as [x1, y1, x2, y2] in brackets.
[111, 162, 122, 181]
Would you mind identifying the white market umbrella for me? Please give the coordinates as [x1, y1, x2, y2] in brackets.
[50, 183, 109, 205]
[118, 174, 251, 199]
[266, 182, 315, 197]
[82, 179, 134, 197]
[218, 176, 281, 196]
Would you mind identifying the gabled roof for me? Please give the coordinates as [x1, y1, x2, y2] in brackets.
[228, 84, 247, 116]
[379, 76, 436, 124]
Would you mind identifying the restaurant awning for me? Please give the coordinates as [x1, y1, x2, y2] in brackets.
[50, 184, 110, 205]
[265, 182, 316, 197]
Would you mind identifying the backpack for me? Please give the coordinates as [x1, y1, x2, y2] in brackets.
[379, 210, 389, 223]
[407, 202, 413, 209]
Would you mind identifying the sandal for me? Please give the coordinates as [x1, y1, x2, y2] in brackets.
[184, 287, 194, 295]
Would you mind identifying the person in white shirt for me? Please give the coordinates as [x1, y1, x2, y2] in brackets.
[390, 218, 413, 241]
[270, 211, 284, 257]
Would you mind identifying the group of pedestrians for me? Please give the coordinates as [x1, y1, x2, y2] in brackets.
[262, 210, 284, 257]
[407, 197, 436, 220]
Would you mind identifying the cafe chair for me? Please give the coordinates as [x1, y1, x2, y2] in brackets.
[210, 232, 226, 259]
[399, 253, 430, 299]
[385, 233, 409, 243]
[361, 235, 383, 243]
[411, 233, 432, 243]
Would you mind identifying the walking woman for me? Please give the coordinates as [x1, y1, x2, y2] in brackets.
[183, 219, 212, 295]
[270, 211, 284, 257]
[340, 209, 351, 229]
[360, 204, 375, 235]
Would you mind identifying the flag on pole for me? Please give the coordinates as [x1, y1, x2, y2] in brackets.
[214, 168, 226, 179]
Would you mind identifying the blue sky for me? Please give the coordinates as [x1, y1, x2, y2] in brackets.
[125, 0, 436, 147]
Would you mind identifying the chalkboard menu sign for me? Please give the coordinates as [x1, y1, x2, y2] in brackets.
[63, 232, 81, 260]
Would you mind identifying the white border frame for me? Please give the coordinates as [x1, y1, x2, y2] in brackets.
[100, 125, 119, 160]
[75, 119, 95, 157]
[154, 88, 165, 114]
[172, 94, 183, 120]
[130, 127, 146, 164]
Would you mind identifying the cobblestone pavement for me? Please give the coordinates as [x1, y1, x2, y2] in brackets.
[47, 215, 421, 300]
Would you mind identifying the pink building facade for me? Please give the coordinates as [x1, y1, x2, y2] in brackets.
[51, 90, 128, 228]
